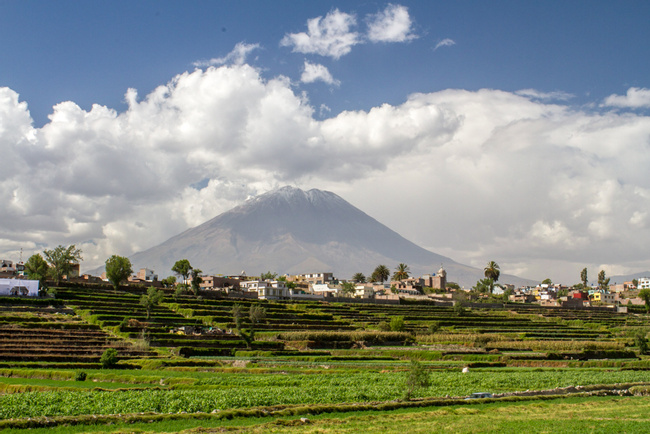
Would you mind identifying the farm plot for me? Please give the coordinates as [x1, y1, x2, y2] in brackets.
[0, 302, 153, 367]
[1, 367, 650, 420]
[56, 288, 284, 355]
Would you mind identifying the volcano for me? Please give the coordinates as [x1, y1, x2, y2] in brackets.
[127, 186, 532, 287]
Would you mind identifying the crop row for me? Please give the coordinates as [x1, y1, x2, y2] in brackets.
[2, 369, 650, 419]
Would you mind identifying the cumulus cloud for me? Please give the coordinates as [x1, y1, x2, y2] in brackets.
[300, 61, 340, 86]
[433, 38, 455, 50]
[366, 4, 417, 43]
[280, 9, 359, 59]
[2, 66, 650, 284]
[193, 42, 260, 67]
[603, 87, 650, 108]
[281, 5, 416, 59]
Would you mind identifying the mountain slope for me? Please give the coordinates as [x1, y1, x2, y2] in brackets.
[126, 186, 533, 287]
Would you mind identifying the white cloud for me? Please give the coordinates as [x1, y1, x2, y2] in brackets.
[528, 220, 584, 248]
[319, 104, 331, 117]
[193, 42, 260, 67]
[366, 4, 417, 43]
[280, 9, 359, 59]
[516, 88, 574, 101]
[300, 61, 340, 86]
[603, 87, 650, 108]
[2, 68, 650, 284]
[434, 38, 455, 50]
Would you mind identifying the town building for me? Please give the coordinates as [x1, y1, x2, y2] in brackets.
[200, 275, 242, 291]
[421, 266, 447, 290]
[240, 280, 289, 300]
[637, 277, 650, 289]
[590, 291, 616, 304]
[311, 283, 342, 297]
[136, 268, 158, 282]
[288, 272, 335, 286]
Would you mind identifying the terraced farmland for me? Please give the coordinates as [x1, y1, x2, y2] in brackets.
[0, 303, 154, 367]
[1, 284, 648, 433]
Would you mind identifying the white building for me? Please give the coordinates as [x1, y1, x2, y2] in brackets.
[137, 268, 158, 281]
[240, 280, 289, 300]
[311, 283, 342, 296]
[354, 284, 375, 299]
[0, 278, 39, 296]
[0, 260, 15, 273]
[638, 277, 650, 289]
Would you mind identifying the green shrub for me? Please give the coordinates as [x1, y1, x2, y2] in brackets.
[635, 330, 648, 355]
[74, 371, 87, 382]
[403, 359, 430, 400]
[473, 335, 492, 348]
[100, 348, 119, 369]
[117, 317, 129, 332]
[377, 321, 391, 331]
[390, 316, 405, 332]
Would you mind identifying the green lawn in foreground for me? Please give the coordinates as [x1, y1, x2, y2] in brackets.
[2, 396, 649, 434]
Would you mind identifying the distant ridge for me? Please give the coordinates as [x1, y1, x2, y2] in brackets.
[122, 186, 534, 287]
[608, 271, 650, 285]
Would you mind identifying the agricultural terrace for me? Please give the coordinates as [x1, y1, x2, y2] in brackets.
[0, 284, 649, 432]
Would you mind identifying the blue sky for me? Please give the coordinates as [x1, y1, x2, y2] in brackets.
[1, 1, 650, 284]
[3, 1, 649, 126]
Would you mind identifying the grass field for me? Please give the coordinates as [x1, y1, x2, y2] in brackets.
[1, 286, 649, 432]
[2, 396, 649, 433]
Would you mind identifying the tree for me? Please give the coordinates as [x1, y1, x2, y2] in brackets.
[393, 263, 410, 281]
[249, 305, 266, 330]
[639, 288, 650, 313]
[161, 276, 177, 288]
[597, 270, 610, 290]
[105, 255, 133, 291]
[260, 271, 278, 281]
[43, 245, 83, 285]
[371, 265, 390, 283]
[473, 278, 494, 294]
[403, 359, 431, 400]
[139, 287, 164, 319]
[232, 304, 267, 348]
[484, 261, 500, 284]
[542, 278, 553, 285]
[341, 281, 356, 296]
[190, 268, 203, 295]
[171, 259, 192, 284]
[24, 253, 49, 292]
[352, 272, 366, 283]
[633, 279, 639, 288]
[580, 268, 588, 288]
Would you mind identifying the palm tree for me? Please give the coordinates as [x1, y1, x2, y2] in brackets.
[393, 263, 410, 281]
[371, 265, 390, 283]
[484, 261, 500, 282]
[352, 272, 366, 283]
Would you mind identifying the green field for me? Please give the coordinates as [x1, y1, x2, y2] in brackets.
[1, 285, 649, 432]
